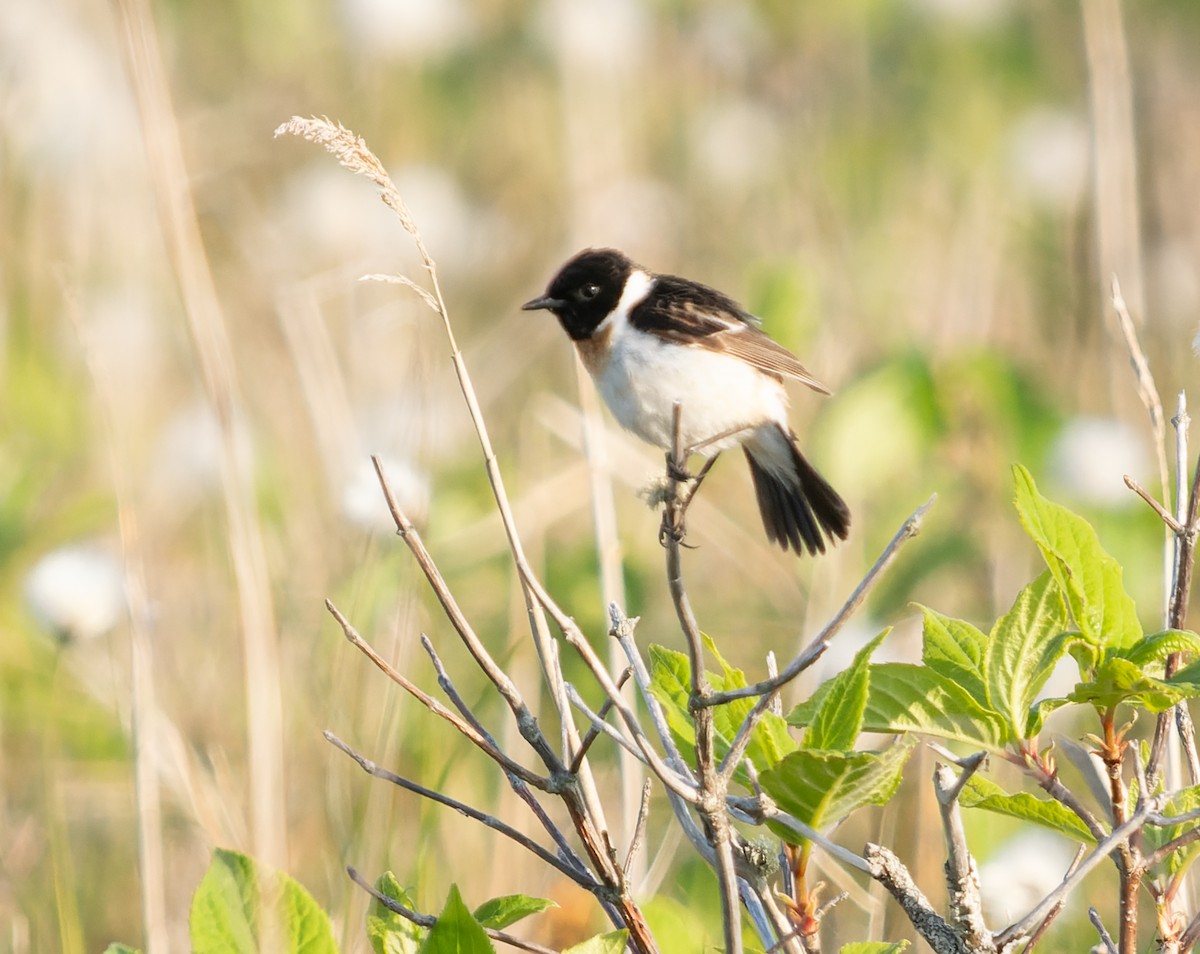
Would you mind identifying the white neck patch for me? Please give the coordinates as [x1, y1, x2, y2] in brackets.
[596, 268, 655, 333]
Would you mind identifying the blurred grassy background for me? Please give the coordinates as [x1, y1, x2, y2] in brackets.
[3, 0, 1200, 950]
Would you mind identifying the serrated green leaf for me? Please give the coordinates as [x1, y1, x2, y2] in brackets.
[1143, 784, 1200, 879]
[839, 943, 910, 954]
[919, 607, 988, 702]
[1117, 630, 1200, 668]
[472, 895, 556, 930]
[791, 663, 1009, 750]
[368, 873, 423, 954]
[1069, 656, 1200, 713]
[986, 572, 1071, 740]
[960, 776, 1098, 843]
[1012, 465, 1141, 652]
[421, 885, 494, 954]
[649, 644, 797, 782]
[804, 630, 888, 751]
[190, 848, 338, 954]
[760, 737, 917, 834]
[562, 930, 630, 954]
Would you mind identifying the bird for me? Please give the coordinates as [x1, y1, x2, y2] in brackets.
[522, 247, 850, 555]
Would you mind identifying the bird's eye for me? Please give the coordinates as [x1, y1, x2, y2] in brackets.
[578, 283, 600, 301]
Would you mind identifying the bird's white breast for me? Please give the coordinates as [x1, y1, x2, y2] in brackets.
[587, 271, 789, 454]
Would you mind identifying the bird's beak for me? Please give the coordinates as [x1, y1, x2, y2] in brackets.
[521, 295, 565, 312]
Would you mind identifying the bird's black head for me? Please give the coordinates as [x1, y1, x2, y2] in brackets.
[522, 248, 633, 341]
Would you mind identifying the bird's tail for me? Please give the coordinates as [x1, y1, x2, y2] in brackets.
[743, 425, 850, 555]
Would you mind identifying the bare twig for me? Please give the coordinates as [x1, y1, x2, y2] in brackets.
[570, 668, 634, 773]
[702, 495, 935, 707]
[864, 843, 964, 954]
[663, 403, 742, 954]
[1125, 474, 1185, 534]
[418, 634, 592, 878]
[327, 732, 597, 887]
[565, 684, 645, 766]
[1017, 845, 1085, 954]
[346, 866, 559, 954]
[609, 605, 695, 781]
[326, 600, 550, 789]
[1090, 907, 1119, 954]
[995, 794, 1162, 948]
[934, 759, 989, 947]
[624, 780, 653, 877]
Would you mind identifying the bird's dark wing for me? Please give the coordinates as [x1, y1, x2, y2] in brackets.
[630, 275, 831, 394]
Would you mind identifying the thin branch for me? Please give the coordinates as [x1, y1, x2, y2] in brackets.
[1014, 749, 1111, 844]
[934, 760, 989, 947]
[326, 600, 550, 790]
[624, 780, 653, 877]
[560, 623, 701, 804]
[565, 684, 645, 766]
[346, 866, 559, 954]
[702, 495, 935, 707]
[863, 843, 964, 954]
[419, 634, 593, 879]
[326, 732, 598, 888]
[1124, 474, 1185, 534]
[1018, 845, 1085, 954]
[570, 668, 634, 774]
[609, 605, 695, 781]
[1090, 907, 1119, 954]
[995, 794, 1162, 948]
[368, 461, 568, 776]
[733, 797, 871, 875]
[664, 403, 742, 954]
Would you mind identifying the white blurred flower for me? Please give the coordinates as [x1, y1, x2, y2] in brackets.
[692, 99, 782, 188]
[152, 402, 256, 505]
[25, 545, 124, 643]
[1006, 108, 1090, 211]
[392, 165, 513, 273]
[0, 0, 140, 171]
[567, 177, 680, 259]
[336, 0, 475, 60]
[539, 0, 651, 74]
[1049, 417, 1147, 506]
[979, 831, 1076, 923]
[275, 163, 404, 272]
[341, 455, 430, 533]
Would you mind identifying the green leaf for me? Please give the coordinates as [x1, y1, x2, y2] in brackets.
[472, 895, 557, 930]
[919, 607, 988, 703]
[960, 775, 1098, 843]
[1069, 656, 1200, 713]
[1012, 465, 1142, 652]
[1025, 696, 1073, 739]
[421, 885, 495, 954]
[649, 644, 797, 781]
[190, 848, 338, 954]
[1117, 629, 1200, 669]
[804, 630, 888, 751]
[368, 873, 424, 954]
[839, 943, 910, 954]
[561, 930, 630, 954]
[1143, 784, 1200, 879]
[790, 663, 1009, 750]
[985, 572, 1071, 740]
[102, 946, 142, 954]
[759, 737, 917, 834]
